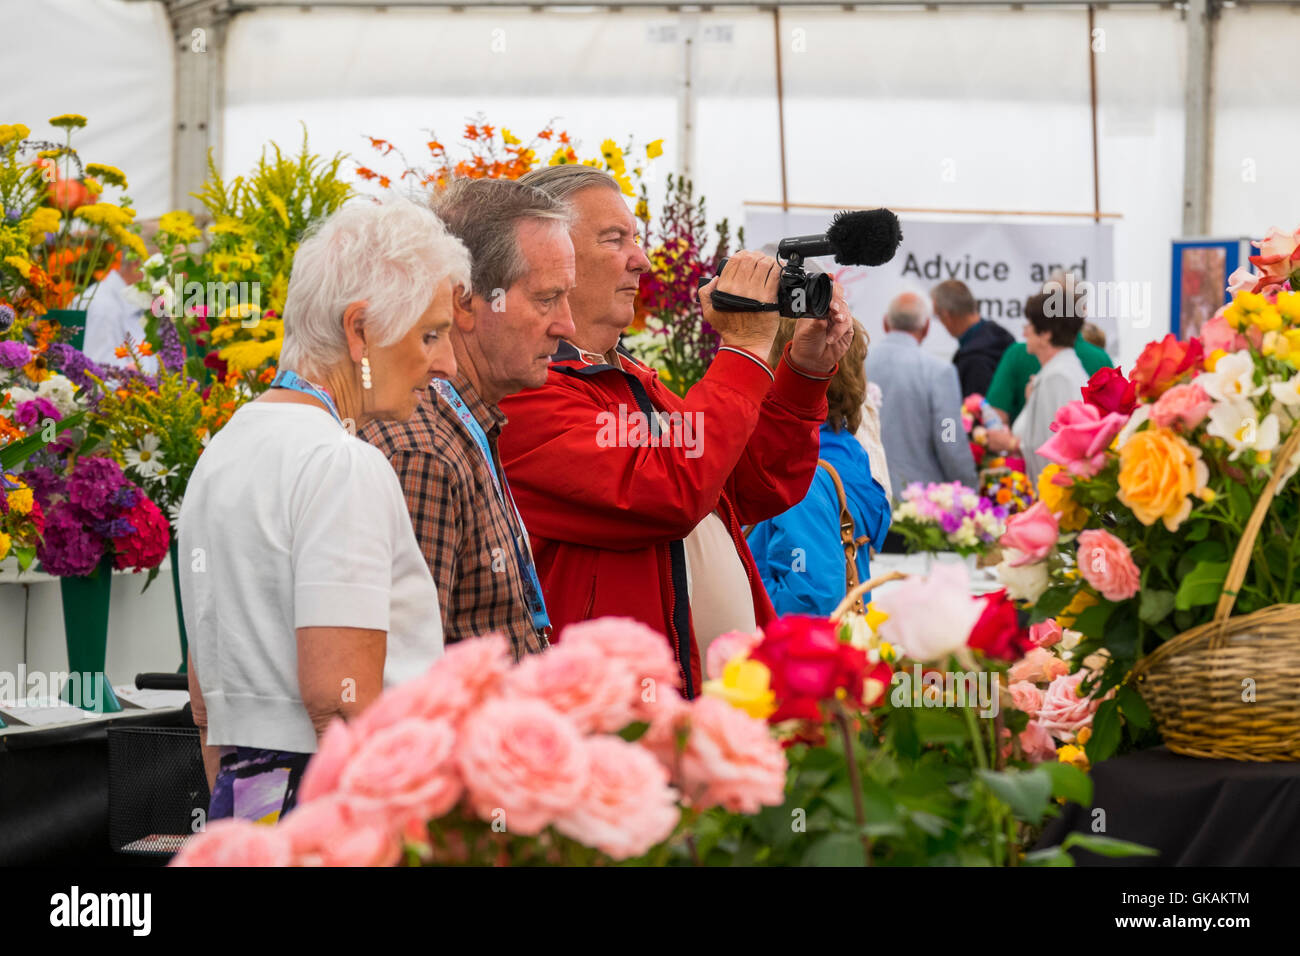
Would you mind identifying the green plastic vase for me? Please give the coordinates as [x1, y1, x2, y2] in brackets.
[45, 308, 89, 354]
[169, 539, 188, 673]
[59, 556, 122, 713]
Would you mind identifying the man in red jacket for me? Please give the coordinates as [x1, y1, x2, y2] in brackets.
[500, 166, 855, 697]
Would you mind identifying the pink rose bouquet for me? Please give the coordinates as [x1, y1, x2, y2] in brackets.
[174, 620, 786, 867]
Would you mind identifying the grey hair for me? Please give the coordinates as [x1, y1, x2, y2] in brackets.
[431, 178, 572, 298]
[931, 279, 977, 318]
[279, 199, 471, 377]
[887, 292, 930, 333]
[519, 164, 622, 203]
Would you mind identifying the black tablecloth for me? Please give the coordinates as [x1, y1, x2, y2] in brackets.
[1039, 746, 1300, 866]
[0, 708, 196, 866]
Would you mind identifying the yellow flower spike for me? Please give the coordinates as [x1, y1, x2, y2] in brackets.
[85, 163, 128, 189]
[0, 123, 31, 145]
[1076, 726, 1092, 746]
[4, 255, 33, 279]
[49, 114, 88, 129]
[702, 657, 777, 720]
[158, 210, 200, 243]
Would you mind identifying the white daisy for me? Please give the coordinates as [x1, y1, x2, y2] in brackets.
[124, 434, 168, 477]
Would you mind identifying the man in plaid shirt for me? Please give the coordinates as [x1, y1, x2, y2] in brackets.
[361, 180, 576, 659]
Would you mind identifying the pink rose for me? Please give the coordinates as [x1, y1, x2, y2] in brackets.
[706, 629, 764, 681]
[554, 736, 680, 860]
[280, 795, 402, 867]
[1149, 383, 1212, 431]
[338, 718, 463, 827]
[456, 698, 590, 835]
[169, 818, 293, 867]
[1008, 680, 1045, 716]
[1028, 619, 1063, 648]
[1036, 671, 1103, 742]
[1227, 265, 1257, 296]
[504, 640, 638, 734]
[1076, 529, 1141, 601]
[1037, 400, 1129, 478]
[558, 616, 681, 716]
[1250, 226, 1300, 283]
[660, 696, 786, 815]
[1200, 313, 1248, 355]
[1008, 646, 1070, 684]
[1019, 720, 1058, 762]
[998, 502, 1060, 567]
[355, 633, 511, 737]
[299, 718, 361, 803]
[876, 562, 986, 661]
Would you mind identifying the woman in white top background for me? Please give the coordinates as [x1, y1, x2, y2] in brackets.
[179, 200, 471, 823]
[1011, 292, 1088, 486]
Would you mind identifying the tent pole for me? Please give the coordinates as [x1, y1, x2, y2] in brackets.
[1087, 5, 1101, 225]
[772, 6, 790, 212]
[167, 0, 229, 215]
[1181, 0, 1217, 236]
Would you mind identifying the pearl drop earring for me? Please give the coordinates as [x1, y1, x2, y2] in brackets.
[361, 353, 372, 390]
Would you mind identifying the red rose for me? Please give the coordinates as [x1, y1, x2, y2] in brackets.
[1130, 334, 1203, 400]
[1080, 365, 1138, 416]
[966, 590, 1032, 662]
[970, 442, 986, 466]
[750, 615, 871, 723]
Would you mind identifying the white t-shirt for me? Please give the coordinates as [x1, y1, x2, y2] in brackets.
[178, 401, 443, 753]
[683, 512, 758, 664]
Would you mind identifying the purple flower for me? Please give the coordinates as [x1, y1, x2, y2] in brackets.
[37, 502, 105, 577]
[46, 342, 105, 392]
[939, 511, 963, 535]
[0, 340, 31, 369]
[18, 465, 62, 510]
[157, 317, 186, 372]
[95, 515, 137, 538]
[112, 484, 140, 510]
[65, 456, 128, 521]
[13, 397, 61, 430]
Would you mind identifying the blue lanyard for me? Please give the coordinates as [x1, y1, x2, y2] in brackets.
[432, 378, 552, 637]
[269, 369, 343, 426]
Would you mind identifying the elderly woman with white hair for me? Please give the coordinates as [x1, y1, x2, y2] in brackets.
[179, 200, 471, 823]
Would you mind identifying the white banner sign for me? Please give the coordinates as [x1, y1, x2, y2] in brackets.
[743, 211, 1117, 363]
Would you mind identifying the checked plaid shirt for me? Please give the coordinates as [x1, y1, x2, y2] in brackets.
[360, 374, 548, 661]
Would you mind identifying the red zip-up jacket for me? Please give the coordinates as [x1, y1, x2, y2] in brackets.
[497, 339, 830, 698]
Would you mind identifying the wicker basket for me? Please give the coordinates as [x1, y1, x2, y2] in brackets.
[1128, 426, 1300, 761]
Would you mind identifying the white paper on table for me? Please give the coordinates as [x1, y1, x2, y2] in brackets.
[113, 686, 190, 710]
[0, 700, 99, 726]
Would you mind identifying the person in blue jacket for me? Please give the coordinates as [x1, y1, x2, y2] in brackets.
[749, 318, 892, 617]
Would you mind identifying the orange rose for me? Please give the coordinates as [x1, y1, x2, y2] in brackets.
[1116, 427, 1210, 531]
[1130, 334, 1204, 399]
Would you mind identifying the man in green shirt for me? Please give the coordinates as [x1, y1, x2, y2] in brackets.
[985, 337, 1113, 425]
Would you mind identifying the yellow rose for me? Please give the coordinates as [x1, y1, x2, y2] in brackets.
[702, 657, 777, 720]
[1038, 463, 1088, 532]
[1116, 426, 1210, 531]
